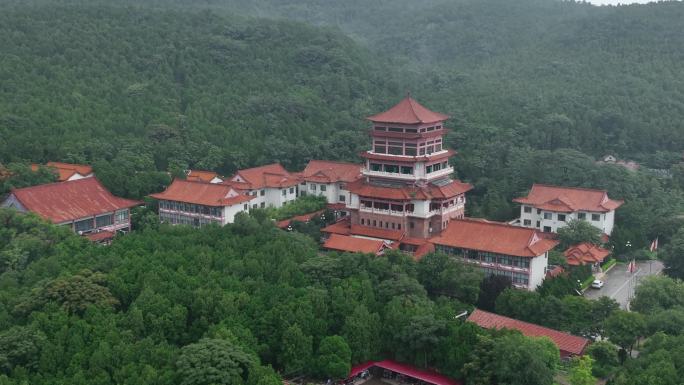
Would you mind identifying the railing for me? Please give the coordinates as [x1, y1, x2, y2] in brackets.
[464, 258, 530, 273]
[428, 203, 465, 215]
[359, 207, 409, 216]
[362, 169, 416, 179]
[159, 208, 223, 220]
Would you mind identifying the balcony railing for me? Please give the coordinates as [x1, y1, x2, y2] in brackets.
[359, 207, 410, 216]
[159, 208, 223, 220]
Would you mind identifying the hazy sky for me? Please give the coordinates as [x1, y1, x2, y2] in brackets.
[589, 0, 671, 4]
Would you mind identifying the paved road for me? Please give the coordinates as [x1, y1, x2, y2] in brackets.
[584, 260, 664, 309]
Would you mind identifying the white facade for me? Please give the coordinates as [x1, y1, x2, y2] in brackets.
[518, 205, 616, 235]
[230, 174, 297, 209]
[299, 181, 350, 205]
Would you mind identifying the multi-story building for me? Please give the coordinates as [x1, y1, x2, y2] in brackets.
[298, 160, 362, 209]
[513, 184, 623, 235]
[150, 179, 255, 227]
[344, 96, 473, 239]
[228, 163, 299, 209]
[431, 219, 558, 290]
[1, 178, 140, 242]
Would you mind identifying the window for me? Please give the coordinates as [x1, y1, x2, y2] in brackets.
[543, 212, 552, 220]
[374, 126, 387, 131]
[543, 226, 552, 233]
[339, 195, 346, 202]
[557, 214, 566, 222]
[260, 202, 265, 208]
[426, 165, 433, 173]
[379, 221, 383, 228]
[373, 220, 377, 227]
[96, 215, 113, 228]
[74, 218, 94, 233]
[244, 204, 248, 210]
[320, 184, 327, 192]
[282, 189, 287, 196]
[401, 166, 413, 174]
[371, 163, 382, 172]
[578, 212, 586, 220]
[374, 145, 387, 153]
[384, 165, 399, 173]
[523, 206, 532, 213]
[310, 184, 316, 191]
[391, 223, 395, 229]
[405, 147, 417, 156]
[388, 127, 403, 132]
[536, 221, 540, 228]
[260, 190, 265, 196]
[592, 213, 601, 221]
[537, 209, 542, 214]
[115, 209, 129, 223]
[290, 187, 295, 194]
[252, 204, 258, 209]
[523, 219, 532, 226]
[398, 224, 401, 230]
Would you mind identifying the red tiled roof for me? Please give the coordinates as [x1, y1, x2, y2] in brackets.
[564, 242, 610, 266]
[187, 170, 222, 183]
[546, 265, 565, 279]
[301, 160, 362, 183]
[276, 209, 325, 229]
[33, 162, 93, 182]
[413, 242, 435, 259]
[323, 234, 385, 254]
[85, 230, 116, 242]
[513, 184, 624, 213]
[350, 224, 404, 241]
[431, 219, 559, 257]
[232, 163, 298, 189]
[149, 179, 255, 207]
[349, 360, 461, 385]
[321, 219, 352, 235]
[367, 96, 449, 125]
[10, 178, 140, 224]
[346, 179, 471, 201]
[467, 309, 589, 356]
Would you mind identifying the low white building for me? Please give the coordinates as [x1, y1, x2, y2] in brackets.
[513, 184, 623, 235]
[431, 219, 559, 290]
[228, 163, 299, 209]
[150, 179, 256, 226]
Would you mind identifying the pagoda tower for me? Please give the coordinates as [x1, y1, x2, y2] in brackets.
[346, 96, 472, 239]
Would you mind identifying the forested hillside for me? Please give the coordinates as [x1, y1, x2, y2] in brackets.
[0, 3, 397, 176]
[109, 0, 684, 157]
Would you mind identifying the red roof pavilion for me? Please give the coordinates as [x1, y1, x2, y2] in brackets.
[348, 360, 461, 385]
[8, 178, 140, 224]
[564, 242, 610, 266]
[467, 309, 589, 357]
[368, 96, 450, 125]
[149, 179, 254, 207]
[323, 234, 386, 255]
[513, 184, 623, 213]
[431, 219, 559, 258]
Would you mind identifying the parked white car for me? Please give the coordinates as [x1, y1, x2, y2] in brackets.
[591, 279, 604, 289]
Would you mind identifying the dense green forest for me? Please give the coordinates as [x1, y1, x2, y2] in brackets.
[3, 209, 684, 385]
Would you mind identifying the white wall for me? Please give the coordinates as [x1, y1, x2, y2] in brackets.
[223, 203, 248, 224]
[528, 253, 549, 290]
[519, 205, 615, 235]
